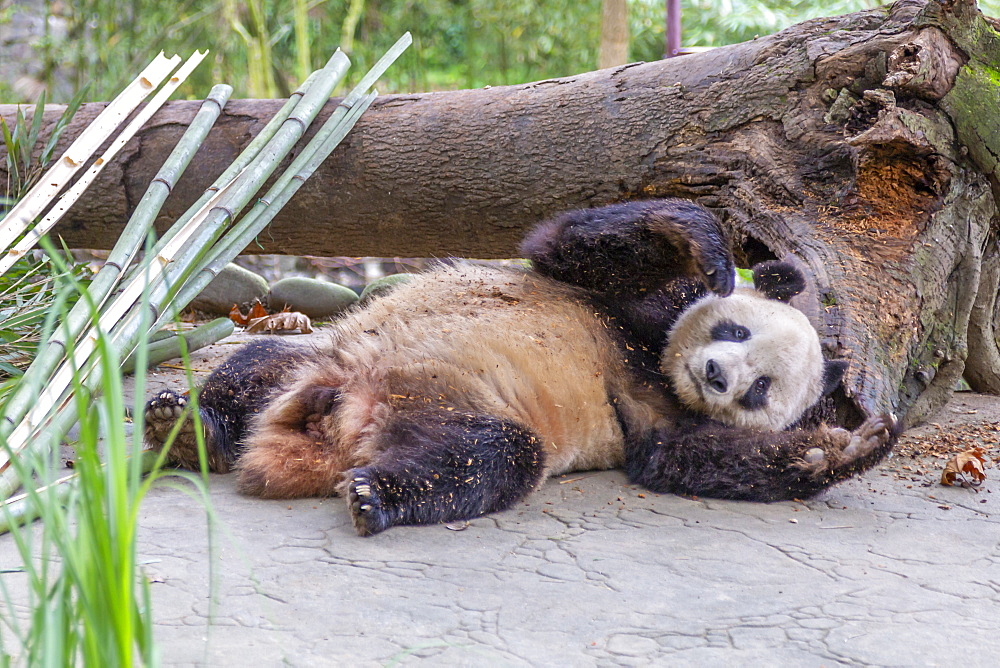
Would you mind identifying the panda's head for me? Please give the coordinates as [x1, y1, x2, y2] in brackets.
[662, 261, 847, 430]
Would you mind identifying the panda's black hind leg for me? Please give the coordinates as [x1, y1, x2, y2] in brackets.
[143, 390, 220, 471]
[345, 410, 546, 536]
[143, 338, 307, 473]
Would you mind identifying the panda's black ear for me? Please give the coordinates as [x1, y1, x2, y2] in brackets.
[822, 359, 849, 396]
[751, 261, 806, 303]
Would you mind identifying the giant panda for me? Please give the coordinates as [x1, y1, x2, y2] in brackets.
[144, 198, 896, 536]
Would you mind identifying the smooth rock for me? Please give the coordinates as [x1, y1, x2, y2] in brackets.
[358, 273, 414, 304]
[190, 263, 269, 315]
[267, 276, 359, 319]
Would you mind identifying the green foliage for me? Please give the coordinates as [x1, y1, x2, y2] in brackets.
[0, 257, 90, 383]
[11, 0, 1000, 103]
[0, 254, 211, 665]
[1, 86, 88, 212]
[0, 95, 91, 382]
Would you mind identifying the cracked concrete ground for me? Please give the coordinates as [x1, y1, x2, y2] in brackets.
[4, 331, 1000, 666]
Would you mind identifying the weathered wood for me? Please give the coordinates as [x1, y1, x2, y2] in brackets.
[2, 0, 999, 429]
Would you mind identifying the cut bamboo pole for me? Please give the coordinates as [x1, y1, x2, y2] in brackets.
[159, 33, 412, 320]
[168, 93, 378, 320]
[0, 36, 409, 499]
[137, 70, 322, 263]
[120, 318, 234, 373]
[0, 53, 181, 256]
[0, 51, 352, 489]
[0, 83, 232, 436]
[0, 51, 208, 276]
[0, 452, 158, 536]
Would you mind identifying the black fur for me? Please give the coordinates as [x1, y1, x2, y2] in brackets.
[347, 411, 546, 535]
[737, 376, 771, 411]
[822, 359, 849, 396]
[710, 320, 752, 343]
[193, 339, 308, 466]
[623, 417, 893, 502]
[751, 260, 807, 303]
[523, 199, 735, 297]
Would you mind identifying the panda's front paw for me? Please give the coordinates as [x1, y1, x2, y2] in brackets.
[347, 469, 393, 537]
[841, 414, 896, 461]
[698, 254, 735, 297]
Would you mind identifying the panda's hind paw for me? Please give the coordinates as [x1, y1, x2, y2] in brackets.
[802, 414, 896, 476]
[347, 469, 392, 537]
[144, 391, 196, 452]
[842, 414, 896, 461]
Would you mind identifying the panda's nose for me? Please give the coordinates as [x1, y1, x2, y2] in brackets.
[705, 359, 728, 393]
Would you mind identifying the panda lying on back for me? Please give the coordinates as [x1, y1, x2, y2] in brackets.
[145, 199, 896, 536]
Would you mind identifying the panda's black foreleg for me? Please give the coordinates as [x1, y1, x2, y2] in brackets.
[143, 338, 307, 473]
[520, 198, 735, 297]
[624, 415, 897, 502]
[345, 410, 546, 536]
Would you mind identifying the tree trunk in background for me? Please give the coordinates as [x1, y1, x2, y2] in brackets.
[598, 0, 630, 69]
[2, 0, 999, 428]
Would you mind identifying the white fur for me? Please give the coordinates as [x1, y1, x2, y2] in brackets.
[662, 288, 825, 430]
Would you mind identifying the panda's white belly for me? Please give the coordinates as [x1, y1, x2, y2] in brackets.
[324, 263, 630, 476]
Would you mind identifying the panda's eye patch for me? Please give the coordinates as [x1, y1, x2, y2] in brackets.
[711, 320, 752, 343]
[738, 376, 771, 410]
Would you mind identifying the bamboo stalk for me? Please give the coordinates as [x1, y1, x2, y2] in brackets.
[0, 84, 232, 441]
[0, 51, 208, 276]
[159, 34, 412, 319]
[0, 453, 158, 536]
[169, 93, 378, 320]
[97, 52, 349, 329]
[0, 53, 180, 256]
[120, 318, 234, 373]
[0, 51, 351, 489]
[138, 71, 321, 265]
[0, 36, 409, 499]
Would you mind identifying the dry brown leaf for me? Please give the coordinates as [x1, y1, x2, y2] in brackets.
[230, 299, 270, 327]
[228, 304, 249, 326]
[940, 447, 989, 487]
[246, 311, 313, 335]
[249, 300, 268, 319]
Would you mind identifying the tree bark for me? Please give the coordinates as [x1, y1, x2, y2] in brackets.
[2, 0, 999, 428]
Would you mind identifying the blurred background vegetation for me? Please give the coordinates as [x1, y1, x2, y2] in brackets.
[4, 0, 997, 104]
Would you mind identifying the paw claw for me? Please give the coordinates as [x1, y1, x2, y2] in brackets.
[346, 469, 390, 537]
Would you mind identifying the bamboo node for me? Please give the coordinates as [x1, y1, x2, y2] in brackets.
[152, 177, 173, 194]
[286, 116, 308, 133]
[214, 205, 236, 222]
[140, 77, 153, 88]
[63, 156, 79, 167]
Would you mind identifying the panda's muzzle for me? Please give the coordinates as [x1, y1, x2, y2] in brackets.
[704, 359, 727, 394]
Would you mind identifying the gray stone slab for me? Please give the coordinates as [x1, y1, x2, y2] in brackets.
[2, 329, 999, 666]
